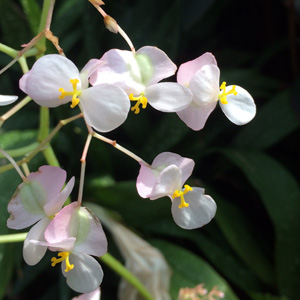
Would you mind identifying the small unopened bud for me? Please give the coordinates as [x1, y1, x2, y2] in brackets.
[104, 15, 118, 34]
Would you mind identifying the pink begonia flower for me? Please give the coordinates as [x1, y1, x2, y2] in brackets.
[71, 288, 101, 300]
[176, 52, 256, 130]
[19, 54, 130, 132]
[136, 152, 216, 229]
[90, 46, 192, 114]
[6, 165, 74, 266]
[31, 202, 108, 293]
[0, 94, 18, 106]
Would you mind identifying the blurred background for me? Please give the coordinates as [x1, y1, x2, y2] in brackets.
[1, 0, 300, 299]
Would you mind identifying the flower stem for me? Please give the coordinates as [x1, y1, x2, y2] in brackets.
[0, 233, 27, 244]
[99, 253, 155, 300]
[92, 132, 149, 166]
[77, 133, 93, 206]
[0, 148, 26, 180]
[0, 96, 32, 128]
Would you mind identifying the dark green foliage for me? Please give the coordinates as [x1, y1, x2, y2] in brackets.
[1, 0, 300, 299]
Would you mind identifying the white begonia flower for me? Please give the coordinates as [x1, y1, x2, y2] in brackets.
[90, 46, 193, 114]
[6, 165, 74, 266]
[136, 152, 216, 230]
[19, 54, 130, 132]
[176, 52, 256, 130]
[0, 95, 18, 106]
[31, 202, 107, 294]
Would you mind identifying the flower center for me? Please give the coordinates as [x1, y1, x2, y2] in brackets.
[218, 81, 237, 104]
[59, 79, 82, 108]
[172, 185, 193, 209]
[129, 93, 148, 114]
[51, 251, 74, 272]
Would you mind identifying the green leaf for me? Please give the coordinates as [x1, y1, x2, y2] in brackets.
[211, 188, 275, 286]
[233, 91, 299, 149]
[220, 149, 300, 299]
[144, 219, 264, 292]
[151, 239, 239, 300]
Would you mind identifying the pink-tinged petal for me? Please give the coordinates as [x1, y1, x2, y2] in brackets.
[19, 72, 30, 94]
[136, 163, 158, 198]
[7, 181, 46, 229]
[145, 82, 192, 112]
[23, 217, 51, 265]
[62, 252, 103, 293]
[0, 95, 18, 106]
[80, 59, 105, 89]
[150, 165, 182, 200]
[189, 65, 220, 105]
[28, 166, 66, 204]
[137, 46, 177, 85]
[177, 52, 217, 85]
[72, 288, 101, 300]
[151, 152, 195, 185]
[176, 101, 217, 131]
[45, 202, 78, 244]
[171, 187, 216, 229]
[19, 54, 81, 107]
[73, 207, 107, 257]
[219, 85, 256, 125]
[90, 49, 144, 94]
[43, 176, 75, 217]
[32, 237, 76, 252]
[80, 84, 130, 132]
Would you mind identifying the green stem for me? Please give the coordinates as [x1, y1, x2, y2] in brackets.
[99, 253, 155, 300]
[0, 233, 27, 244]
[36, 0, 55, 54]
[0, 142, 39, 159]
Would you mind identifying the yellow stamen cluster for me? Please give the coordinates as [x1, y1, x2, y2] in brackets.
[172, 184, 193, 209]
[51, 251, 74, 272]
[218, 81, 237, 104]
[129, 93, 148, 114]
[59, 79, 82, 108]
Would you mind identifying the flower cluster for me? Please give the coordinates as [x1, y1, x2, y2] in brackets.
[6, 165, 107, 293]
[2, 4, 257, 296]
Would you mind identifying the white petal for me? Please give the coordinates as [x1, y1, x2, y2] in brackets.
[145, 83, 192, 112]
[189, 65, 220, 105]
[80, 59, 104, 89]
[19, 54, 81, 107]
[219, 85, 256, 125]
[151, 152, 195, 185]
[150, 165, 182, 200]
[7, 181, 46, 230]
[62, 252, 103, 293]
[43, 176, 75, 217]
[90, 49, 145, 94]
[27, 166, 66, 206]
[73, 207, 108, 257]
[171, 187, 216, 229]
[23, 218, 50, 265]
[136, 162, 158, 198]
[0, 95, 18, 106]
[137, 46, 177, 85]
[177, 52, 217, 85]
[80, 84, 130, 132]
[176, 101, 217, 131]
